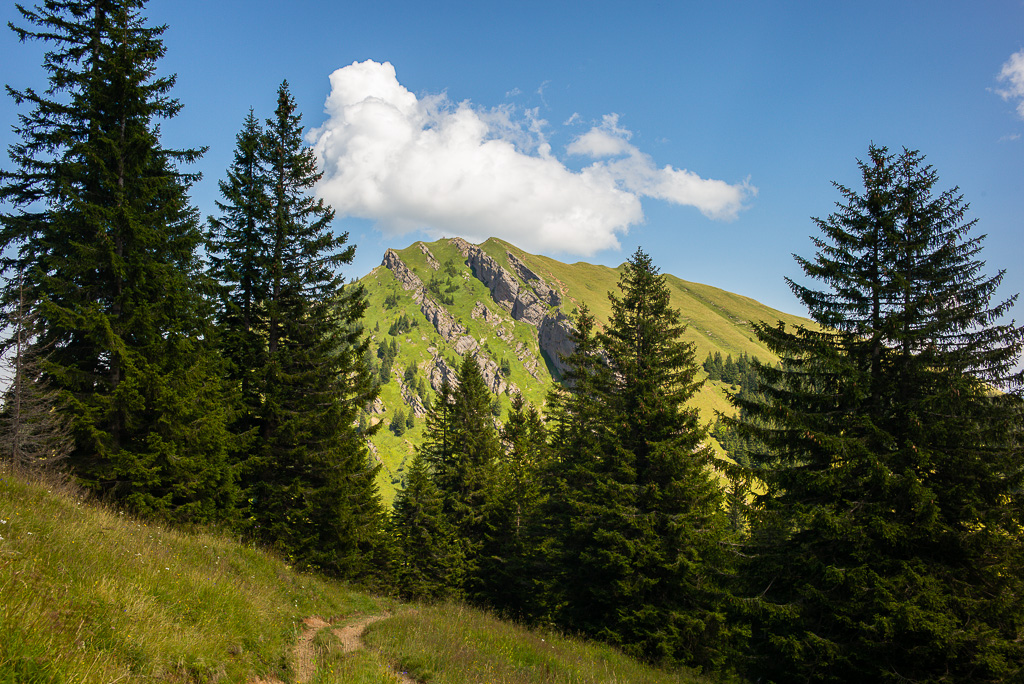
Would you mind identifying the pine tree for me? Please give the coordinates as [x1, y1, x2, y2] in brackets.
[233, 82, 385, 579]
[545, 253, 735, 668]
[391, 452, 466, 601]
[207, 109, 268, 443]
[419, 356, 502, 596]
[736, 145, 1024, 683]
[0, 0, 235, 522]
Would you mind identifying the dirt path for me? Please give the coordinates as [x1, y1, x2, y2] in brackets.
[249, 613, 415, 684]
[334, 614, 417, 683]
[332, 613, 390, 652]
[293, 616, 331, 683]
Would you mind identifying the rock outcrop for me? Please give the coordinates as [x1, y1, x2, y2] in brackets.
[428, 354, 459, 393]
[508, 252, 561, 307]
[384, 249, 478, 355]
[471, 300, 502, 326]
[477, 354, 508, 396]
[396, 375, 427, 416]
[449, 237, 472, 257]
[419, 296, 478, 355]
[539, 310, 577, 378]
[466, 245, 548, 326]
[418, 242, 440, 270]
[383, 249, 424, 292]
[514, 341, 541, 379]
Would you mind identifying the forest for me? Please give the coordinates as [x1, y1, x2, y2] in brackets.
[1, 2, 1022, 683]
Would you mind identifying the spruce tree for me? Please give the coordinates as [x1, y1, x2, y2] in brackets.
[207, 109, 268, 442]
[419, 356, 502, 596]
[391, 452, 466, 601]
[475, 393, 550, 615]
[0, 0, 235, 521]
[545, 252, 735, 668]
[225, 82, 384, 579]
[736, 145, 1024, 683]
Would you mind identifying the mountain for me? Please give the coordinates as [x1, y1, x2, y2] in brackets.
[356, 237, 813, 504]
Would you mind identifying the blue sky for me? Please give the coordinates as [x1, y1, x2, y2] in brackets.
[2, 0, 1023, 317]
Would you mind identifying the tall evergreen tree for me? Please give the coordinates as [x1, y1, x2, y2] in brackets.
[418, 355, 502, 596]
[0, 0, 235, 521]
[391, 451, 466, 601]
[545, 251, 735, 668]
[736, 145, 1024, 683]
[475, 393, 550, 615]
[207, 109, 268, 441]
[220, 82, 385, 579]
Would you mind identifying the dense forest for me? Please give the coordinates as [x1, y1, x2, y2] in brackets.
[1, 2, 1022, 682]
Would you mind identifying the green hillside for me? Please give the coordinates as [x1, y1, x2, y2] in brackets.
[0, 468, 713, 684]
[356, 237, 813, 503]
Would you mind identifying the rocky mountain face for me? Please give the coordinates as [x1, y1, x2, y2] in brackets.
[357, 237, 812, 504]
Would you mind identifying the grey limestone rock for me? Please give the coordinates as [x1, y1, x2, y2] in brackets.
[429, 354, 460, 392]
[466, 245, 548, 326]
[396, 373, 428, 416]
[418, 242, 441, 270]
[449, 237, 472, 257]
[508, 251, 561, 307]
[538, 310, 577, 378]
[382, 248, 424, 294]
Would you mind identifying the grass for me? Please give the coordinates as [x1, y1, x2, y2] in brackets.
[0, 465, 386, 683]
[365, 602, 715, 684]
[0, 466, 731, 684]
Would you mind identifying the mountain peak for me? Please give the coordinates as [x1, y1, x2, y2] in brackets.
[359, 237, 811, 503]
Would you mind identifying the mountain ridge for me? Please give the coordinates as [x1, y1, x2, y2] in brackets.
[356, 237, 813, 503]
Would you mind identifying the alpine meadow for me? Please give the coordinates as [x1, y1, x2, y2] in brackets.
[1, 2, 1022, 683]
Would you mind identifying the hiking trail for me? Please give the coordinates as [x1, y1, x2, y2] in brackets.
[250, 612, 415, 684]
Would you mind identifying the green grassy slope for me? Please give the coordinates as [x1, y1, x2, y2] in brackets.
[357, 237, 814, 500]
[0, 467, 714, 684]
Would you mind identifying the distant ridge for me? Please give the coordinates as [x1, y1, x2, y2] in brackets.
[356, 237, 813, 502]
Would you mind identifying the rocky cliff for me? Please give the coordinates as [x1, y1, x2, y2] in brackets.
[361, 236, 814, 504]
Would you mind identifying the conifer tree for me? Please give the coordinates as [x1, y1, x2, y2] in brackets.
[223, 82, 385, 579]
[540, 304, 616, 622]
[207, 109, 268, 441]
[419, 356, 502, 596]
[476, 393, 550, 615]
[736, 145, 1024, 683]
[0, 0, 235, 521]
[545, 252, 734, 668]
[391, 452, 466, 601]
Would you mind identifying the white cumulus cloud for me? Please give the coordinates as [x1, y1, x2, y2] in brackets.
[309, 60, 754, 255]
[996, 50, 1024, 119]
[567, 114, 755, 221]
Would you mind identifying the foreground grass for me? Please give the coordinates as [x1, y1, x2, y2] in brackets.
[1, 466, 729, 684]
[0, 466, 385, 683]
[365, 603, 714, 684]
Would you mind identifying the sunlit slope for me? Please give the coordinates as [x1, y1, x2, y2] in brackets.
[0, 470, 714, 684]
[356, 237, 814, 501]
